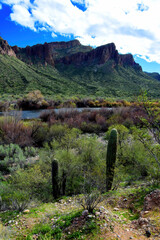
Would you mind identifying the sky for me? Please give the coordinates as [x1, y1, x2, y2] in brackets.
[0, 0, 160, 73]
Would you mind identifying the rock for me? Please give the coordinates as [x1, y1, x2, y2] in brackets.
[113, 208, 119, 211]
[9, 37, 142, 71]
[137, 217, 149, 226]
[99, 206, 105, 212]
[56, 42, 141, 70]
[0, 37, 16, 57]
[145, 230, 151, 238]
[82, 210, 88, 217]
[95, 211, 101, 216]
[143, 189, 160, 211]
[104, 210, 109, 215]
[23, 209, 30, 213]
[8, 220, 14, 224]
[13, 40, 82, 66]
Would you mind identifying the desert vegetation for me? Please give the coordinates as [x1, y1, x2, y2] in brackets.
[0, 93, 160, 239]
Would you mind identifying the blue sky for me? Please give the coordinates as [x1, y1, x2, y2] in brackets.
[0, 0, 160, 73]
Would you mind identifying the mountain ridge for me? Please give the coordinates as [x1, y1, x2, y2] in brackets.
[0, 36, 160, 98]
[10, 39, 141, 70]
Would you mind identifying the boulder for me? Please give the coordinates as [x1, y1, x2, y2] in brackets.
[143, 189, 160, 211]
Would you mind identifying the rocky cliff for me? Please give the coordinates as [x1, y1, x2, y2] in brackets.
[10, 39, 141, 70]
[0, 37, 16, 57]
[12, 40, 92, 66]
[56, 42, 141, 70]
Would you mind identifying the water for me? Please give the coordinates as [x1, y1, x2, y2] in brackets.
[0, 108, 111, 120]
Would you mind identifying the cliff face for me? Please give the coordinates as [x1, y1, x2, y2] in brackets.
[0, 36, 141, 70]
[0, 37, 16, 57]
[12, 40, 90, 66]
[56, 42, 142, 70]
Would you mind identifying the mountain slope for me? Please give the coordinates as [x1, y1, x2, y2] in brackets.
[0, 37, 160, 98]
[145, 72, 160, 81]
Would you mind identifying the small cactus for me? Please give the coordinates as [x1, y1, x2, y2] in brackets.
[52, 159, 59, 199]
[106, 128, 118, 192]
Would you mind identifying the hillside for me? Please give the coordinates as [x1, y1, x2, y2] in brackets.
[0, 37, 160, 98]
[145, 71, 160, 81]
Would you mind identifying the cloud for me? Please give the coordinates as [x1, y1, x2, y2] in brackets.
[10, 4, 36, 30]
[0, 3, 2, 9]
[51, 32, 57, 38]
[1, 0, 160, 63]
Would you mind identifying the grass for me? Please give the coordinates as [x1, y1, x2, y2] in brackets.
[1, 184, 160, 239]
[1, 53, 160, 98]
[25, 210, 100, 240]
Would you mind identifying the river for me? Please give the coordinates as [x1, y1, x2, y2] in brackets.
[0, 108, 112, 120]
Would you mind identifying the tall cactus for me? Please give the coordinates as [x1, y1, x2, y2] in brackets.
[52, 159, 59, 199]
[106, 128, 118, 192]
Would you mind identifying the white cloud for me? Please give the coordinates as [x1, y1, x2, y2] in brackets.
[0, 4, 2, 9]
[51, 32, 57, 38]
[10, 4, 36, 30]
[2, 0, 160, 63]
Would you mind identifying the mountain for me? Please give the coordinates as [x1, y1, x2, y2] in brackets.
[145, 72, 160, 81]
[12, 40, 92, 66]
[0, 36, 160, 98]
[0, 37, 16, 57]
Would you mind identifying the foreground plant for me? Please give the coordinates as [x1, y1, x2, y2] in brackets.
[77, 190, 102, 213]
[106, 128, 118, 192]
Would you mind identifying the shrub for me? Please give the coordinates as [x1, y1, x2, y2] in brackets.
[0, 182, 30, 211]
[0, 116, 33, 147]
[77, 190, 102, 213]
[10, 156, 53, 201]
[0, 144, 37, 174]
[0, 223, 13, 239]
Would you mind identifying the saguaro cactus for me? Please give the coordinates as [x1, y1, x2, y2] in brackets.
[106, 128, 118, 192]
[52, 159, 59, 199]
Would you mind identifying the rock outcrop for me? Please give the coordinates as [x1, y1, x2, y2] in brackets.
[12, 39, 90, 66]
[0, 37, 16, 57]
[143, 189, 160, 211]
[10, 39, 141, 70]
[56, 42, 141, 70]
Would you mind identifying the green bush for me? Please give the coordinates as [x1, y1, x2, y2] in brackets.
[0, 144, 37, 174]
[10, 155, 53, 201]
[0, 182, 30, 211]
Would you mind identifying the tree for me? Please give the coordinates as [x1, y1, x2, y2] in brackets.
[134, 92, 160, 175]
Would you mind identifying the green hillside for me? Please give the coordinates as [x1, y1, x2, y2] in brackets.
[0, 54, 160, 98]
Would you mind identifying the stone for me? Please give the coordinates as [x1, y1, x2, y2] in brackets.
[145, 230, 151, 238]
[95, 211, 101, 216]
[138, 217, 149, 226]
[143, 189, 160, 211]
[113, 208, 119, 211]
[99, 206, 105, 212]
[23, 209, 30, 213]
[82, 210, 88, 216]
[8, 220, 14, 224]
